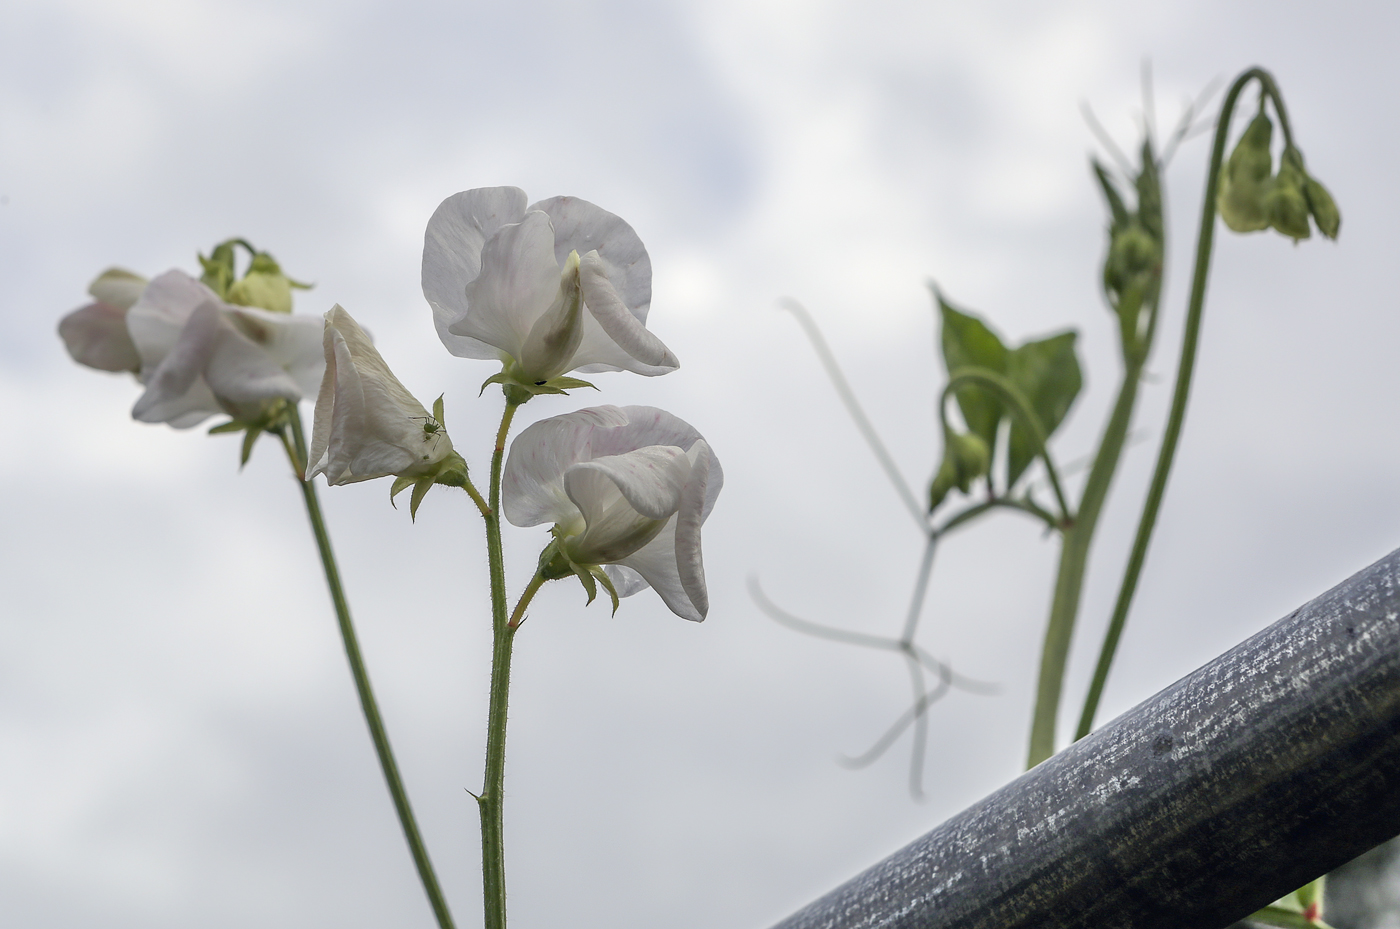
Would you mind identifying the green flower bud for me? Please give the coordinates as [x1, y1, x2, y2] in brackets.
[1103, 223, 1161, 297]
[1218, 111, 1275, 233]
[1304, 176, 1341, 240]
[226, 252, 311, 314]
[1266, 147, 1312, 241]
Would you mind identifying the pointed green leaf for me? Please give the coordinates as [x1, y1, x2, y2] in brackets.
[432, 394, 445, 427]
[239, 426, 263, 468]
[207, 420, 244, 435]
[937, 292, 1008, 457]
[1005, 330, 1081, 486]
[409, 476, 433, 521]
[591, 566, 622, 616]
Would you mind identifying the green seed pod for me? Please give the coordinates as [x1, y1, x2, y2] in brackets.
[1217, 111, 1275, 233]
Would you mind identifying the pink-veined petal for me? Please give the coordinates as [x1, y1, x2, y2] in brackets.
[423, 187, 529, 359]
[502, 405, 630, 527]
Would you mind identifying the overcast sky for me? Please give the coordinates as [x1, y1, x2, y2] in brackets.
[4, 1, 1399, 927]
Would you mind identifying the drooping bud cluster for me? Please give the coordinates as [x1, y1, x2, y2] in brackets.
[1218, 107, 1340, 242]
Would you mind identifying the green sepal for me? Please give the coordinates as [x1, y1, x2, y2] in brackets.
[590, 566, 621, 616]
[573, 563, 599, 605]
[198, 240, 239, 299]
[388, 475, 416, 508]
[479, 367, 598, 400]
[408, 476, 434, 521]
[1091, 160, 1130, 229]
[432, 394, 446, 427]
[1248, 876, 1333, 929]
[240, 425, 263, 468]
[207, 420, 244, 435]
[1005, 332, 1082, 486]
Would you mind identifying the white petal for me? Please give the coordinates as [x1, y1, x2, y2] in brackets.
[203, 322, 305, 419]
[227, 306, 326, 399]
[592, 407, 724, 519]
[448, 211, 562, 365]
[307, 319, 338, 481]
[131, 300, 222, 425]
[58, 301, 140, 372]
[422, 187, 528, 359]
[565, 446, 689, 521]
[126, 270, 221, 374]
[614, 516, 705, 622]
[574, 252, 678, 374]
[672, 441, 712, 618]
[501, 405, 630, 528]
[528, 196, 651, 318]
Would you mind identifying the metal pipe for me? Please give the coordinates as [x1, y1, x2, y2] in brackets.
[771, 547, 1400, 929]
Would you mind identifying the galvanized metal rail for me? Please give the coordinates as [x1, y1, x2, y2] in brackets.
[771, 547, 1400, 929]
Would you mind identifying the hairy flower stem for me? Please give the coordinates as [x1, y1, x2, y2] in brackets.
[477, 398, 522, 929]
[282, 411, 456, 929]
[1074, 68, 1282, 741]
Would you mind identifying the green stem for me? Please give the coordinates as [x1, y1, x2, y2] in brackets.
[1025, 354, 1144, 767]
[282, 412, 456, 929]
[509, 573, 547, 630]
[477, 398, 521, 929]
[1073, 68, 1273, 741]
[941, 369, 1074, 525]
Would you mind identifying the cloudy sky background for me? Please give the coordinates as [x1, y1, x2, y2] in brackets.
[3, 1, 1398, 926]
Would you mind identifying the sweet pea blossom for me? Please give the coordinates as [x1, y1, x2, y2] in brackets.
[121, 269, 324, 427]
[308, 305, 464, 488]
[503, 405, 721, 622]
[422, 187, 679, 387]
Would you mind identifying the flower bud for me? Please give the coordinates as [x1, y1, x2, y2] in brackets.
[928, 429, 989, 511]
[1218, 111, 1275, 233]
[1266, 147, 1312, 241]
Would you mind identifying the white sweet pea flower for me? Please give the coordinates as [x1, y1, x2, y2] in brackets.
[124, 270, 324, 428]
[58, 268, 149, 373]
[422, 187, 679, 391]
[503, 405, 721, 622]
[308, 305, 466, 496]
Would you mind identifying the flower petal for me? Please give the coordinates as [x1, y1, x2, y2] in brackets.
[565, 446, 690, 521]
[591, 407, 724, 519]
[203, 321, 306, 420]
[528, 196, 651, 318]
[126, 270, 221, 374]
[227, 306, 326, 399]
[58, 301, 140, 372]
[613, 516, 705, 622]
[449, 211, 562, 365]
[502, 405, 630, 527]
[574, 253, 678, 374]
[131, 299, 222, 425]
[423, 187, 529, 359]
[672, 440, 712, 618]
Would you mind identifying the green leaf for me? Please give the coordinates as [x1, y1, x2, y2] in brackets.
[937, 291, 1008, 457]
[239, 426, 263, 468]
[1005, 331, 1082, 486]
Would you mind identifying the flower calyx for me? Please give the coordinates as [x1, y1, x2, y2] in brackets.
[207, 396, 297, 469]
[535, 536, 623, 616]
